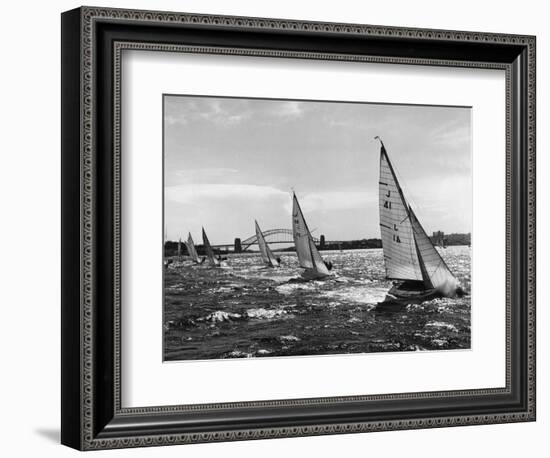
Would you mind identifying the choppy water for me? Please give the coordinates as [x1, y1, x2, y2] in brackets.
[164, 246, 471, 361]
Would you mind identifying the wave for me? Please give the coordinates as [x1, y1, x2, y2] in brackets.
[203, 310, 243, 322]
[279, 335, 300, 342]
[320, 286, 386, 306]
[425, 321, 458, 333]
[181, 307, 291, 326]
[245, 308, 289, 320]
[275, 282, 319, 295]
[223, 350, 253, 358]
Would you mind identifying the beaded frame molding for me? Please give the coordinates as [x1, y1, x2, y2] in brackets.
[61, 6, 536, 450]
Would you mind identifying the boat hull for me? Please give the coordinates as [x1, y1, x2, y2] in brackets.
[376, 281, 442, 309]
[300, 268, 330, 281]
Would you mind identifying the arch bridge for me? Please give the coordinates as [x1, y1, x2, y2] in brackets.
[241, 228, 321, 250]
[211, 228, 319, 251]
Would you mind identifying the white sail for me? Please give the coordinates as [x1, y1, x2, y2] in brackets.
[202, 228, 219, 266]
[409, 207, 458, 293]
[177, 238, 182, 260]
[308, 238, 328, 274]
[292, 193, 329, 276]
[255, 221, 279, 267]
[377, 138, 459, 293]
[184, 232, 199, 263]
[379, 142, 423, 281]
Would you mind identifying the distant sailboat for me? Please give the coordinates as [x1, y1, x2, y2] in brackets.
[184, 232, 200, 264]
[376, 137, 463, 306]
[202, 227, 220, 266]
[292, 192, 331, 279]
[177, 238, 182, 262]
[255, 220, 280, 267]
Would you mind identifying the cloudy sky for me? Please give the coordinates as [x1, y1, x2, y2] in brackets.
[164, 95, 471, 244]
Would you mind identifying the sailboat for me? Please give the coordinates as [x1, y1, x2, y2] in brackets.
[376, 137, 463, 306]
[255, 220, 280, 267]
[184, 232, 200, 264]
[202, 227, 220, 267]
[292, 192, 331, 279]
[177, 238, 182, 262]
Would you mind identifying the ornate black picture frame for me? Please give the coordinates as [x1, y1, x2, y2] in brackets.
[61, 6, 536, 450]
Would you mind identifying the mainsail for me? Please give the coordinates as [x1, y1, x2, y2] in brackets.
[202, 228, 219, 266]
[377, 138, 459, 293]
[255, 220, 279, 267]
[177, 238, 182, 261]
[379, 142, 423, 281]
[184, 232, 200, 263]
[292, 193, 329, 277]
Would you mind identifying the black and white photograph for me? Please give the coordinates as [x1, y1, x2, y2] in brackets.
[163, 95, 472, 361]
[0, 0, 543, 454]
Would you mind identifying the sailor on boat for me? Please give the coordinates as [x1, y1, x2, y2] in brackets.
[374, 137, 464, 307]
[291, 192, 331, 280]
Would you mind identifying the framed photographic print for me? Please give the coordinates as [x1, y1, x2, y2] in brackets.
[61, 6, 536, 450]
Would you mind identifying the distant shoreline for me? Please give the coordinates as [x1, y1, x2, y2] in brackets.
[165, 243, 471, 259]
[164, 232, 471, 257]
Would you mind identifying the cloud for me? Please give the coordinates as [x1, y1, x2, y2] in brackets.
[174, 167, 239, 182]
[164, 114, 187, 126]
[166, 98, 251, 127]
[165, 183, 288, 205]
[165, 184, 291, 241]
[430, 119, 471, 147]
[194, 100, 250, 125]
[272, 101, 304, 119]
[404, 174, 472, 233]
[164, 96, 472, 239]
[298, 191, 377, 212]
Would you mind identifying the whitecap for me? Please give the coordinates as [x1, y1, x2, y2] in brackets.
[203, 311, 242, 322]
[425, 321, 458, 332]
[279, 335, 300, 342]
[207, 286, 233, 294]
[226, 350, 252, 358]
[320, 286, 386, 305]
[246, 308, 287, 320]
[347, 317, 362, 323]
[275, 282, 316, 295]
[431, 339, 449, 347]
